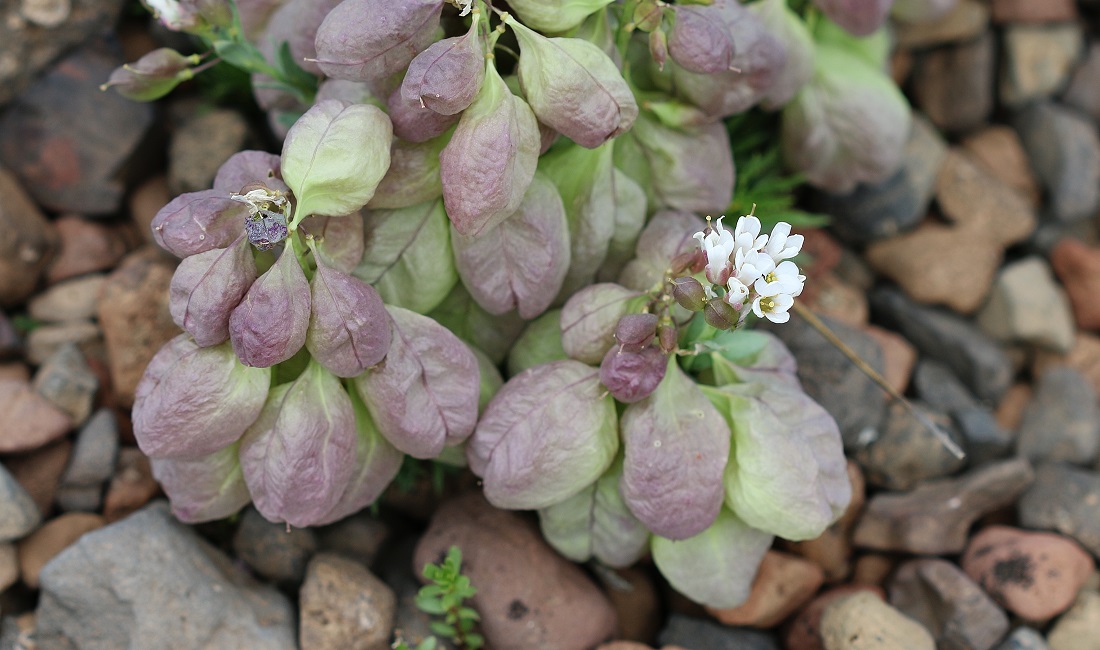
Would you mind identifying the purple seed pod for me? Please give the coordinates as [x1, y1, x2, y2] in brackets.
[213, 151, 288, 195]
[387, 88, 460, 143]
[133, 335, 270, 459]
[615, 313, 659, 347]
[599, 344, 668, 404]
[658, 322, 677, 353]
[560, 283, 643, 365]
[667, 0, 739, 73]
[151, 189, 249, 258]
[314, 0, 444, 82]
[228, 246, 311, 367]
[100, 48, 197, 102]
[401, 14, 485, 116]
[671, 277, 707, 312]
[306, 255, 391, 378]
[150, 443, 251, 523]
[169, 235, 258, 347]
[704, 299, 738, 330]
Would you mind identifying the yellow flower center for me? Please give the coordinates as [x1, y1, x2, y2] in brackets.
[759, 296, 776, 312]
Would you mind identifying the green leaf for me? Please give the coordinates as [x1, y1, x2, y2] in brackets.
[213, 40, 266, 73]
[465, 633, 485, 649]
[458, 607, 480, 621]
[416, 596, 446, 615]
[275, 41, 318, 98]
[430, 622, 457, 638]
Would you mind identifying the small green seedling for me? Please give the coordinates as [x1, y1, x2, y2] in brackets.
[393, 546, 483, 650]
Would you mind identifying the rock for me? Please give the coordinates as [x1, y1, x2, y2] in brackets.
[44, 216, 128, 285]
[951, 407, 1014, 465]
[1063, 44, 1100, 122]
[657, 613, 779, 650]
[17, 512, 105, 589]
[1014, 101, 1100, 224]
[57, 407, 118, 503]
[168, 109, 252, 195]
[996, 383, 1032, 431]
[912, 31, 994, 133]
[96, 248, 179, 408]
[1001, 25, 1083, 108]
[813, 116, 946, 245]
[992, 0, 1076, 23]
[28, 274, 107, 323]
[852, 555, 896, 587]
[1051, 239, 1100, 330]
[413, 493, 617, 650]
[854, 401, 966, 491]
[34, 501, 296, 649]
[706, 551, 824, 629]
[820, 591, 935, 650]
[129, 174, 171, 246]
[102, 447, 158, 522]
[961, 525, 1094, 622]
[961, 126, 1042, 208]
[598, 643, 655, 650]
[852, 458, 1034, 554]
[871, 288, 1014, 403]
[888, 558, 1009, 650]
[803, 273, 868, 329]
[1018, 463, 1100, 556]
[24, 320, 100, 366]
[785, 461, 865, 582]
[0, 543, 16, 592]
[0, 47, 154, 214]
[913, 359, 981, 413]
[0, 379, 72, 454]
[1048, 591, 1100, 650]
[0, 613, 36, 650]
[1034, 333, 1100, 398]
[376, 535, 451, 650]
[32, 343, 98, 425]
[995, 627, 1050, 650]
[763, 314, 887, 450]
[0, 462, 40, 543]
[0, 362, 29, 382]
[55, 483, 102, 513]
[232, 507, 317, 584]
[0, 168, 57, 307]
[977, 257, 1075, 353]
[1016, 366, 1100, 465]
[865, 220, 1002, 314]
[299, 553, 395, 650]
[0, 312, 20, 360]
[935, 149, 1037, 246]
[896, 0, 989, 48]
[600, 567, 662, 643]
[315, 512, 390, 567]
[3, 439, 71, 516]
[785, 585, 885, 650]
[863, 325, 917, 395]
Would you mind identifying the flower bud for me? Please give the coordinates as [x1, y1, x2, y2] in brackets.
[704, 298, 738, 330]
[228, 246, 311, 367]
[649, 29, 669, 70]
[401, 13, 485, 116]
[600, 344, 667, 403]
[306, 255, 391, 378]
[100, 48, 199, 101]
[170, 236, 257, 347]
[314, 0, 444, 82]
[151, 190, 250, 258]
[133, 335, 270, 459]
[142, 0, 205, 32]
[658, 322, 677, 353]
[388, 88, 459, 143]
[634, 0, 664, 32]
[667, 0, 737, 73]
[615, 313, 658, 347]
[510, 18, 637, 149]
[504, 0, 614, 33]
[671, 277, 707, 312]
[151, 444, 251, 523]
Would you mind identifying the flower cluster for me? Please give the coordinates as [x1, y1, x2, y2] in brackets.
[692, 215, 805, 325]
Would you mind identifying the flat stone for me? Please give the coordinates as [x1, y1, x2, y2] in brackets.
[871, 288, 1014, 403]
[59, 407, 118, 487]
[658, 613, 779, 650]
[1047, 591, 1100, 650]
[1018, 463, 1100, 556]
[34, 501, 296, 649]
[951, 407, 1014, 466]
[854, 401, 966, 491]
[102, 447, 158, 522]
[0, 462, 40, 543]
[4, 439, 71, 516]
[1016, 366, 1100, 465]
[44, 216, 128, 285]
[168, 109, 252, 195]
[912, 31, 994, 133]
[1063, 44, 1100, 122]
[785, 461, 865, 583]
[962, 525, 1094, 622]
[896, 0, 989, 48]
[888, 558, 1009, 650]
[936, 149, 1037, 246]
[28, 274, 107, 323]
[976, 257, 1075, 353]
[961, 126, 1042, 208]
[96, 248, 179, 407]
[24, 320, 101, 367]
[1051, 238, 1100, 330]
[299, 553, 395, 650]
[992, 0, 1077, 23]
[17, 512, 105, 589]
[912, 359, 980, 413]
[32, 343, 98, 426]
[995, 627, 1050, 650]
[1033, 333, 1100, 398]
[706, 551, 825, 629]
[0, 379, 72, 454]
[853, 458, 1034, 554]
[0, 543, 16, 592]
[1001, 24, 1083, 108]
[1014, 101, 1100, 224]
[0, 168, 57, 307]
[820, 591, 935, 650]
[232, 507, 317, 584]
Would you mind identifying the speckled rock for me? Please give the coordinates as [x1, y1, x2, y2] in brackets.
[0, 379, 73, 453]
[233, 507, 317, 584]
[961, 126, 1041, 208]
[299, 553, 395, 650]
[17, 512, 105, 589]
[1016, 366, 1100, 465]
[25, 320, 100, 366]
[1000, 24, 1084, 108]
[888, 558, 1008, 650]
[1018, 463, 1100, 556]
[854, 401, 966, 491]
[706, 551, 825, 629]
[1014, 101, 1100, 224]
[935, 149, 1036, 246]
[785, 585, 885, 650]
[1046, 591, 1100, 650]
[820, 591, 935, 650]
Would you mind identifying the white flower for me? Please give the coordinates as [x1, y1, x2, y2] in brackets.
[144, 0, 185, 28]
[733, 247, 775, 287]
[693, 216, 736, 284]
[231, 187, 289, 218]
[752, 284, 795, 324]
[725, 276, 750, 309]
[762, 222, 804, 263]
[754, 260, 805, 297]
[732, 215, 768, 255]
[454, 0, 473, 16]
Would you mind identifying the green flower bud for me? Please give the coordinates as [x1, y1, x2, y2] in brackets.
[671, 276, 707, 312]
[703, 299, 738, 330]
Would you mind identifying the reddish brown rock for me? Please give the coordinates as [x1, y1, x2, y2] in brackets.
[414, 493, 617, 650]
[991, 0, 1077, 23]
[45, 216, 129, 285]
[602, 567, 661, 643]
[863, 326, 917, 395]
[803, 273, 868, 328]
[0, 379, 73, 453]
[3, 440, 72, 516]
[17, 512, 105, 589]
[995, 383, 1032, 432]
[961, 525, 1094, 622]
[1051, 238, 1100, 330]
[935, 149, 1037, 246]
[852, 555, 896, 588]
[1033, 333, 1100, 398]
[785, 585, 885, 650]
[102, 447, 159, 522]
[961, 126, 1041, 207]
[96, 248, 179, 407]
[706, 551, 825, 629]
[0, 167, 57, 307]
[786, 461, 865, 583]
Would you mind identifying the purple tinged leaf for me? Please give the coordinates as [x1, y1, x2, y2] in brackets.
[236, 0, 283, 39]
[229, 247, 311, 368]
[510, 19, 638, 149]
[314, 0, 443, 82]
[306, 255, 391, 378]
[451, 172, 570, 319]
[667, 0, 738, 74]
[750, 0, 815, 110]
[600, 344, 668, 404]
[169, 236, 257, 347]
[353, 306, 479, 458]
[507, 309, 568, 376]
[710, 330, 801, 391]
[428, 284, 526, 365]
[298, 213, 366, 274]
[151, 189, 249, 258]
[316, 78, 377, 104]
[133, 335, 270, 459]
[596, 168, 647, 283]
[401, 15, 485, 116]
[388, 88, 459, 143]
[471, 345, 504, 414]
[440, 63, 541, 237]
[259, 0, 342, 77]
[621, 360, 730, 540]
[367, 136, 446, 209]
[812, 0, 893, 37]
[213, 151, 288, 195]
[468, 359, 619, 509]
[560, 283, 643, 365]
[151, 443, 251, 523]
[618, 210, 705, 292]
[651, 508, 773, 608]
[239, 362, 358, 527]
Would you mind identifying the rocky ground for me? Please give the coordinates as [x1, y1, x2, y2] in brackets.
[5, 0, 1100, 649]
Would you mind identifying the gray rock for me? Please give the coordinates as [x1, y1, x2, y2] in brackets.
[913, 359, 980, 413]
[34, 501, 296, 650]
[59, 408, 118, 488]
[54, 483, 102, 513]
[0, 613, 35, 650]
[1018, 463, 1100, 556]
[1016, 367, 1100, 466]
[24, 321, 99, 367]
[871, 287, 1014, 404]
[299, 553, 395, 650]
[855, 401, 967, 491]
[763, 313, 887, 450]
[168, 108, 252, 195]
[0, 312, 21, 360]
[0, 543, 17, 592]
[232, 507, 317, 584]
[28, 275, 107, 323]
[813, 116, 946, 245]
[995, 627, 1049, 650]
[1001, 24, 1084, 108]
[888, 558, 1009, 650]
[912, 31, 994, 133]
[657, 613, 779, 650]
[315, 512, 390, 567]
[31, 343, 97, 426]
[976, 257, 1075, 353]
[952, 407, 1014, 466]
[1063, 43, 1100, 122]
[1014, 101, 1100, 224]
[0, 462, 40, 543]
